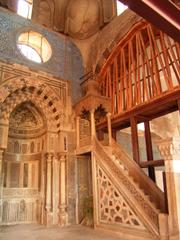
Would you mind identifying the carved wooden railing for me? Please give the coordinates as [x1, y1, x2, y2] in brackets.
[98, 23, 180, 115]
[93, 137, 162, 236]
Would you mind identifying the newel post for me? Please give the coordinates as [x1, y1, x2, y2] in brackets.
[157, 137, 180, 240]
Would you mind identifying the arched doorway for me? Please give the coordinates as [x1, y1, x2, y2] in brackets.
[2, 102, 46, 224]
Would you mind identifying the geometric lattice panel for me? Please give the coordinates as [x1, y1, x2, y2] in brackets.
[97, 166, 145, 229]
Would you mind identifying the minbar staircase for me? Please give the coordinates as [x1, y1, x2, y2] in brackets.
[78, 137, 168, 240]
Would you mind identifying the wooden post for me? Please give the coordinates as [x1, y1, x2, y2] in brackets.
[130, 117, 140, 163]
[107, 113, 112, 146]
[144, 121, 156, 182]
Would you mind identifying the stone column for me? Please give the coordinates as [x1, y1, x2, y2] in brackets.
[90, 109, 96, 141]
[0, 150, 3, 179]
[0, 122, 8, 224]
[0, 149, 4, 223]
[157, 137, 180, 240]
[45, 153, 52, 225]
[59, 154, 68, 226]
[107, 112, 112, 146]
[52, 154, 59, 225]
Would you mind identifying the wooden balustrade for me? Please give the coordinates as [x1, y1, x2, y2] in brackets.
[98, 23, 180, 116]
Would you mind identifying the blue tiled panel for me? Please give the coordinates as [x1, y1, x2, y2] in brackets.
[0, 8, 84, 102]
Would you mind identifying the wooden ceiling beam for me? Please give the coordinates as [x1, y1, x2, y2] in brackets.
[118, 0, 180, 42]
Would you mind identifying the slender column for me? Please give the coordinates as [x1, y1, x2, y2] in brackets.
[130, 117, 140, 163]
[76, 116, 80, 148]
[0, 149, 4, 223]
[59, 154, 68, 226]
[144, 121, 156, 181]
[107, 113, 112, 146]
[157, 137, 180, 240]
[45, 153, 52, 225]
[52, 154, 59, 225]
[0, 150, 3, 179]
[90, 109, 96, 141]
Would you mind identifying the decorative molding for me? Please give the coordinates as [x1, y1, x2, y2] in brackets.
[157, 137, 180, 160]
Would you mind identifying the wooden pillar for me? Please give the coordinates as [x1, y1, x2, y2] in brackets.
[144, 121, 156, 182]
[59, 154, 68, 226]
[90, 109, 96, 141]
[76, 116, 80, 148]
[107, 113, 112, 146]
[157, 138, 180, 240]
[130, 117, 140, 163]
[45, 153, 52, 225]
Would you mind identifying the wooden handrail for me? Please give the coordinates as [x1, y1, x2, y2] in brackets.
[93, 137, 160, 235]
[111, 139, 166, 212]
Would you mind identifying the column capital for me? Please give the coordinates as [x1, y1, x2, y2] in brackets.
[46, 153, 53, 162]
[157, 137, 180, 160]
[106, 112, 112, 117]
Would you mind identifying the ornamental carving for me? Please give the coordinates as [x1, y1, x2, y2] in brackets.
[9, 103, 44, 130]
[97, 166, 145, 228]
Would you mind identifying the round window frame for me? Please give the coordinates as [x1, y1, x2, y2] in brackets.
[16, 28, 53, 64]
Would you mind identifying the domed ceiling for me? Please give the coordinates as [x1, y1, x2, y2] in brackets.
[0, 0, 117, 39]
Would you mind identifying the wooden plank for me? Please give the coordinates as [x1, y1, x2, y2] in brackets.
[130, 117, 140, 163]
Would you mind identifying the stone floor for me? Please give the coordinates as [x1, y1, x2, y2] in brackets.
[0, 224, 123, 240]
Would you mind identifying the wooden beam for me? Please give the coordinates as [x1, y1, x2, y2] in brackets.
[144, 121, 156, 181]
[96, 88, 180, 132]
[140, 159, 164, 168]
[130, 117, 140, 163]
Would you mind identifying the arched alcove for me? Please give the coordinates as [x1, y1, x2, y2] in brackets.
[2, 102, 46, 224]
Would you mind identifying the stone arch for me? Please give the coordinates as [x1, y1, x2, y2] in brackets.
[0, 76, 64, 132]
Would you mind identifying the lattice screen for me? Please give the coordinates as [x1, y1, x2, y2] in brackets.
[97, 166, 145, 229]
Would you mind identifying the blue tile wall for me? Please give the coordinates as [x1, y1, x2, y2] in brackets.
[0, 8, 84, 102]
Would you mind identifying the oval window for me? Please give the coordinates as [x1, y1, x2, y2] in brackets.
[17, 31, 52, 63]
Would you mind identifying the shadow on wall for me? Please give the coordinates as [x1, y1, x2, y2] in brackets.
[0, 7, 84, 103]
